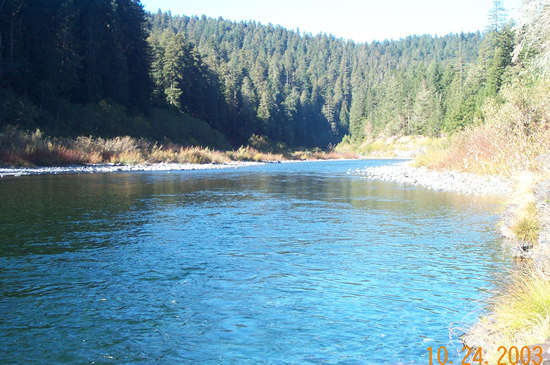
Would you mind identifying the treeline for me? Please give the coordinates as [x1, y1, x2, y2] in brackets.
[0, 0, 229, 148]
[148, 13, 488, 146]
[0, 0, 515, 148]
[416, 0, 550, 177]
[149, 2, 516, 146]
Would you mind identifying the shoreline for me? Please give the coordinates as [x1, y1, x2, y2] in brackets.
[357, 159, 550, 361]
[353, 160, 512, 196]
[0, 158, 392, 177]
[0, 161, 266, 177]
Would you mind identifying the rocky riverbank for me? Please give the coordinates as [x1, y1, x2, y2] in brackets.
[0, 161, 264, 177]
[353, 160, 512, 195]
[358, 159, 550, 362]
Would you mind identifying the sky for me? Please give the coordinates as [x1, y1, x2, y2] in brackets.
[140, 0, 521, 43]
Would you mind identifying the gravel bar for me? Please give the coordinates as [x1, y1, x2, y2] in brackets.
[351, 161, 512, 195]
[0, 161, 264, 177]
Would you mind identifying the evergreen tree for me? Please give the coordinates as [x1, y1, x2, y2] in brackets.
[0, 2, 516, 148]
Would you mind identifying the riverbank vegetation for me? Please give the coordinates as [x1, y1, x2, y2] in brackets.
[414, 79, 550, 177]
[464, 269, 550, 364]
[335, 135, 439, 158]
[0, 126, 356, 167]
[410, 0, 550, 360]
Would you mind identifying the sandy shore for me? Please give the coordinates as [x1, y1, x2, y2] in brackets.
[352, 160, 512, 195]
[0, 161, 265, 177]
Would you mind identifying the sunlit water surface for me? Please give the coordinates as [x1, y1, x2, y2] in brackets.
[0, 160, 509, 363]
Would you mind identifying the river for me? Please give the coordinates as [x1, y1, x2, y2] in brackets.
[0, 160, 508, 363]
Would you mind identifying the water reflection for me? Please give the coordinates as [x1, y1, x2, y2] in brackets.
[0, 160, 508, 363]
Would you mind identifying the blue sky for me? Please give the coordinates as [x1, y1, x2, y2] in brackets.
[140, 0, 521, 43]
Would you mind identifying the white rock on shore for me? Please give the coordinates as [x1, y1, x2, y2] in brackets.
[0, 161, 264, 177]
[353, 161, 512, 195]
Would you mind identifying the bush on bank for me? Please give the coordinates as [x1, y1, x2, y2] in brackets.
[0, 126, 357, 167]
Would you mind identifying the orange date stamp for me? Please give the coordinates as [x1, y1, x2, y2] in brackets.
[427, 345, 545, 365]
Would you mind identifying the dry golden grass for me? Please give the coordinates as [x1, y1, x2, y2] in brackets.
[314, 150, 359, 160]
[338, 135, 439, 158]
[291, 149, 359, 160]
[0, 127, 355, 167]
[464, 268, 550, 364]
[417, 80, 550, 177]
[0, 128, 234, 166]
[437, 79, 550, 364]
[225, 146, 284, 162]
[512, 201, 541, 246]
[0, 128, 87, 166]
[497, 172, 542, 245]
[149, 146, 231, 164]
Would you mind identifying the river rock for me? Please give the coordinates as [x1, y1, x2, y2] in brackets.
[355, 161, 512, 195]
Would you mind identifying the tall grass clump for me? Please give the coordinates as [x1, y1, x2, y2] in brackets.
[225, 146, 284, 162]
[73, 135, 147, 164]
[512, 201, 541, 247]
[464, 268, 550, 364]
[149, 145, 231, 164]
[0, 126, 86, 166]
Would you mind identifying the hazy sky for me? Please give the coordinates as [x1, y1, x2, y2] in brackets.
[140, 0, 521, 43]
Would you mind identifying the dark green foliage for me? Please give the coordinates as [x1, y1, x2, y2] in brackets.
[0, 0, 158, 139]
[0, 0, 151, 108]
[0, 1, 515, 149]
[147, 12, 497, 143]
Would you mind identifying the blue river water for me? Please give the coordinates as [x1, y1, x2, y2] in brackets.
[0, 160, 508, 363]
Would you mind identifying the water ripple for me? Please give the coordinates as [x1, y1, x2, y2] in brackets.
[0, 160, 508, 363]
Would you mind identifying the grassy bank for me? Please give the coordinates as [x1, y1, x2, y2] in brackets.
[0, 126, 357, 168]
[415, 79, 550, 362]
[463, 269, 550, 364]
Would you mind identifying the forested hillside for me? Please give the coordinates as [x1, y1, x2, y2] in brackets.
[0, 0, 151, 132]
[148, 13, 486, 146]
[0, 0, 515, 148]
